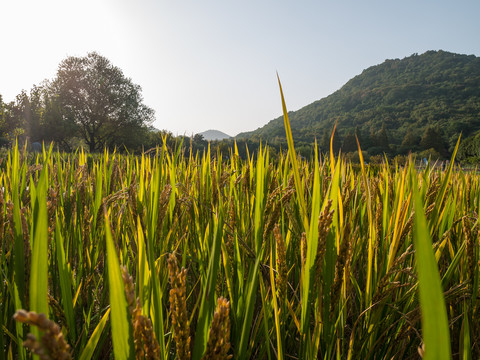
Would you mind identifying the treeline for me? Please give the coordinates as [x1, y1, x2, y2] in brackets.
[0, 80, 474, 164]
[2, 50, 480, 163]
[0, 52, 154, 153]
[0, 86, 263, 159]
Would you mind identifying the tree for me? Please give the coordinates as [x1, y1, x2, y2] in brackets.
[0, 95, 9, 145]
[342, 131, 357, 153]
[401, 127, 419, 148]
[0, 93, 30, 144]
[457, 133, 480, 163]
[376, 123, 390, 153]
[420, 126, 447, 156]
[319, 131, 330, 153]
[50, 52, 154, 152]
[12, 87, 45, 143]
[400, 127, 420, 153]
[40, 90, 78, 150]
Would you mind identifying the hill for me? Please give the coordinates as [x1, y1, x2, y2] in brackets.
[197, 129, 231, 141]
[236, 50, 480, 157]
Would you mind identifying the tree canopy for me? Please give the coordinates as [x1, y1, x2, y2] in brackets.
[0, 52, 154, 152]
[50, 52, 154, 152]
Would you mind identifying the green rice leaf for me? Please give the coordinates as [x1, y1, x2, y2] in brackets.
[54, 215, 76, 342]
[412, 173, 451, 360]
[29, 165, 49, 317]
[105, 211, 134, 359]
[277, 74, 308, 233]
[78, 309, 110, 360]
[192, 212, 224, 360]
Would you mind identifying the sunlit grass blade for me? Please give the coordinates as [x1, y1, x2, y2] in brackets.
[54, 215, 76, 343]
[441, 241, 465, 287]
[192, 213, 224, 360]
[300, 144, 321, 356]
[356, 135, 374, 305]
[330, 120, 338, 174]
[431, 135, 461, 233]
[237, 256, 262, 360]
[10, 143, 27, 359]
[29, 164, 49, 339]
[461, 308, 471, 360]
[105, 210, 134, 359]
[412, 172, 451, 360]
[78, 309, 110, 360]
[135, 216, 151, 311]
[92, 162, 103, 230]
[269, 245, 284, 360]
[277, 73, 308, 233]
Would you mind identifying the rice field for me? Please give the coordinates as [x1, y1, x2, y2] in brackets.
[1, 87, 478, 359]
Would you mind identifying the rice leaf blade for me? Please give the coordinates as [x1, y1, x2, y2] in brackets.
[78, 309, 111, 360]
[105, 211, 134, 359]
[412, 173, 451, 360]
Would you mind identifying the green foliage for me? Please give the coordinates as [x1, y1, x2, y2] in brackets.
[0, 53, 154, 152]
[51, 52, 154, 152]
[457, 131, 480, 163]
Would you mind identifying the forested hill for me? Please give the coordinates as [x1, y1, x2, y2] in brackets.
[236, 50, 480, 157]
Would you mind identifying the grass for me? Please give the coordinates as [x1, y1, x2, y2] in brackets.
[0, 93, 476, 359]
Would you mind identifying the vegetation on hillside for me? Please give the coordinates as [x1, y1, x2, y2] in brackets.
[237, 50, 480, 159]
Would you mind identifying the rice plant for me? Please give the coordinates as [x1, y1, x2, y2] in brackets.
[0, 93, 477, 359]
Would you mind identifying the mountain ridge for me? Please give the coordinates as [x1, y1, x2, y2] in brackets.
[236, 50, 480, 157]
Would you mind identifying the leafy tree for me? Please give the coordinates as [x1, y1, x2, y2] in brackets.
[400, 127, 420, 153]
[376, 123, 390, 152]
[319, 131, 330, 153]
[40, 91, 78, 150]
[0, 95, 9, 145]
[50, 52, 154, 152]
[401, 128, 419, 148]
[342, 131, 357, 153]
[9, 87, 48, 143]
[0, 93, 29, 143]
[457, 132, 480, 163]
[420, 126, 447, 156]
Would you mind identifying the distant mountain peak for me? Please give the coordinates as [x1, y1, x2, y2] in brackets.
[197, 129, 231, 141]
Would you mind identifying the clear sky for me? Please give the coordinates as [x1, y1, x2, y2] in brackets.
[1, 0, 479, 136]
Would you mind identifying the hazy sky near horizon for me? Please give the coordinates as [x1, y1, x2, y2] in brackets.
[1, 1, 479, 136]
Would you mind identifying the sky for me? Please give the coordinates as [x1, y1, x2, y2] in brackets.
[1, 0, 479, 137]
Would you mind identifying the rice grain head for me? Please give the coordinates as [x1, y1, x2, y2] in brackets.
[14, 309, 72, 360]
[201, 297, 232, 360]
[168, 253, 191, 360]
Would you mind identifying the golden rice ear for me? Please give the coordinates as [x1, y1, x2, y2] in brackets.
[274, 225, 287, 305]
[168, 253, 191, 360]
[121, 265, 136, 316]
[462, 216, 475, 289]
[13, 310, 72, 360]
[132, 299, 162, 360]
[202, 297, 232, 360]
